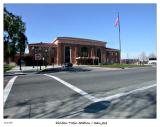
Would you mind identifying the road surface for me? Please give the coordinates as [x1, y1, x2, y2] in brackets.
[4, 67, 156, 118]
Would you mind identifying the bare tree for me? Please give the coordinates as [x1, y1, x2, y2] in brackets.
[139, 52, 147, 64]
[148, 52, 156, 58]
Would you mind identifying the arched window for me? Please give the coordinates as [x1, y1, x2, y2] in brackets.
[81, 47, 88, 57]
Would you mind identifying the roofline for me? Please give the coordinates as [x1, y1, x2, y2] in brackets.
[28, 42, 56, 46]
[53, 37, 107, 44]
[106, 47, 119, 51]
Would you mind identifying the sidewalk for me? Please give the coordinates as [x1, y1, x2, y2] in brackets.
[4, 64, 136, 76]
[4, 65, 61, 76]
[4, 65, 104, 76]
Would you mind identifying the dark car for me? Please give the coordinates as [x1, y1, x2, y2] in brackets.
[18, 60, 25, 65]
[64, 63, 73, 68]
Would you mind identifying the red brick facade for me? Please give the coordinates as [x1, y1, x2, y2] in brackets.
[28, 37, 120, 65]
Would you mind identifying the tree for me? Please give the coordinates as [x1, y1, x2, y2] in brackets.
[139, 52, 147, 64]
[148, 52, 156, 59]
[16, 32, 28, 70]
[4, 7, 27, 65]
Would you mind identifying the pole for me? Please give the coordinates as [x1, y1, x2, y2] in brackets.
[37, 60, 38, 71]
[40, 61, 41, 70]
[32, 47, 35, 68]
[20, 48, 22, 70]
[40, 47, 42, 70]
[118, 12, 121, 64]
[33, 58, 34, 68]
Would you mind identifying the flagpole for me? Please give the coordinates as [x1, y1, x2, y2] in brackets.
[118, 12, 121, 64]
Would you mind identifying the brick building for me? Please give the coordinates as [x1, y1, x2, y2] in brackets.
[28, 37, 120, 65]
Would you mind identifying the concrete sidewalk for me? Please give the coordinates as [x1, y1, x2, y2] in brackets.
[4, 64, 131, 76]
[8, 65, 59, 72]
[4, 65, 99, 73]
[4, 65, 61, 76]
[4, 65, 91, 75]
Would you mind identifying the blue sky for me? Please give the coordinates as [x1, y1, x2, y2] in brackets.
[5, 4, 156, 58]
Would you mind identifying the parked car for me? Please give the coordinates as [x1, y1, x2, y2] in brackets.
[63, 63, 73, 68]
[18, 60, 25, 65]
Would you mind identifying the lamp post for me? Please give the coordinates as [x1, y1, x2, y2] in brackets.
[39, 45, 42, 70]
[45, 49, 48, 68]
[40, 60, 41, 70]
[42, 57, 44, 68]
[32, 46, 35, 68]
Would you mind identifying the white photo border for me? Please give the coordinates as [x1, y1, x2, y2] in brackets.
[0, 0, 159, 127]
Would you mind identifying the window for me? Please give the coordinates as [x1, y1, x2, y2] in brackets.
[81, 47, 88, 57]
[107, 52, 110, 56]
[111, 52, 113, 56]
[97, 48, 101, 63]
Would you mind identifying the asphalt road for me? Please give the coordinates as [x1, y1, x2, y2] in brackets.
[50, 67, 156, 94]
[4, 67, 156, 118]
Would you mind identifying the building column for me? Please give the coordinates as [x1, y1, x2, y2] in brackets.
[57, 43, 62, 65]
[71, 46, 77, 64]
[88, 47, 91, 57]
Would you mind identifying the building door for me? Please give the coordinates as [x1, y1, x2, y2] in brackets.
[97, 48, 101, 63]
[65, 47, 71, 63]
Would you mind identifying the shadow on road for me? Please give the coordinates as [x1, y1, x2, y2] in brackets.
[4, 67, 92, 77]
[4, 88, 156, 119]
[38, 67, 91, 74]
[84, 101, 111, 113]
[57, 101, 111, 118]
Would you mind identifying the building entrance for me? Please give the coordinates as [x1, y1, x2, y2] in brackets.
[65, 47, 71, 63]
[97, 48, 101, 63]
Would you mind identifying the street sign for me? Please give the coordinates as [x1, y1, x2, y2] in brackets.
[35, 53, 42, 60]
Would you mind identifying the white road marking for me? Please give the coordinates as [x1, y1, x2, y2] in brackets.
[44, 74, 98, 102]
[44, 74, 156, 103]
[4, 76, 18, 104]
[97, 84, 156, 102]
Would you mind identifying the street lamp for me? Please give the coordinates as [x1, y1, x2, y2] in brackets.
[45, 49, 48, 68]
[42, 57, 44, 68]
[40, 45, 43, 70]
[32, 46, 35, 68]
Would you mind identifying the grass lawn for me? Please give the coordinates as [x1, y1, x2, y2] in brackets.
[91, 64, 151, 68]
[4, 64, 15, 72]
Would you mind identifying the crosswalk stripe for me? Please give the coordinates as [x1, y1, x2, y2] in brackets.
[4, 76, 18, 105]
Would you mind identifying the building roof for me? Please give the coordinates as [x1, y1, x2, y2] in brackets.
[55, 37, 107, 44]
[52, 37, 107, 47]
[29, 42, 56, 47]
[106, 47, 119, 52]
[29, 42, 51, 45]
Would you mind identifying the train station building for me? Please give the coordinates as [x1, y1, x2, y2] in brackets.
[28, 37, 120, 65]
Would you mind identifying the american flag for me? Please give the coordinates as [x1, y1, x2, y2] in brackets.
[114, 16, 119, 27]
